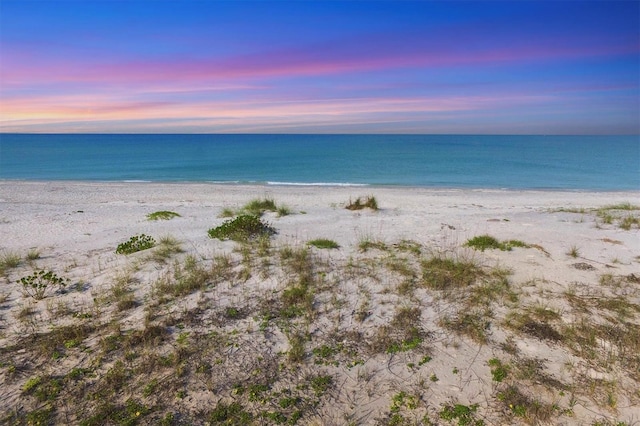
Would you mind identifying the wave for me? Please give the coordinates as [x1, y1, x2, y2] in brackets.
[266, 181, 369, 187]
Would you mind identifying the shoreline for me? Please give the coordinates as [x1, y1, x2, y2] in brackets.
[2, 178, 638, 193]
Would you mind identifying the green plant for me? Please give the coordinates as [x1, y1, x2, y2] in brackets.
[22, 376, 42, 393]
[496, 385, 555, 420]
[310, 374, 333, 396]
[373, 307, 424, 354]
[465, 235, 530, 252]
[307, 238, 340, 249]
[225, 306, 241, 319]
[488, 358, 509, 382]
[19, 270, 69, 300]
[439, 403, 483, 426]
[390, 391, 419, 412]
[142, 378, 158, 397]
[465, 235, 508, 251]
[25, 407, 54, 425]
[419, 355, 432, 366]
[22, 375, 61, 402]
[116, 234, 156, 254]
[346, 195, 378, 211]
[208, 214, 275, 242]
[146, 210, 181, 220]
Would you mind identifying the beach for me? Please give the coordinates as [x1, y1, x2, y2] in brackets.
[1, 181, 639, 424]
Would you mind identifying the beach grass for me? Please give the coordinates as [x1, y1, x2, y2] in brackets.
[146, 210, 181, 221]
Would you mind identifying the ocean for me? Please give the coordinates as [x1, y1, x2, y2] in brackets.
[0, 134, 638, 190]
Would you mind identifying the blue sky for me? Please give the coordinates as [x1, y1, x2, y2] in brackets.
[1, 1, 638, 134]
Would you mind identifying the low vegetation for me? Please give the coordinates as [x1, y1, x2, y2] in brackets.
[222, 197, 292, 218]
[465, 234, 530, 251]
[552, 202, 640, 230]
[307, 238, 339, 249]
[345, 195, 378, 211]
[147, 210, 181, 221]
[115, 234, 156, 255]
[208, 214, 275, 242]
[19, 270, 69, 300]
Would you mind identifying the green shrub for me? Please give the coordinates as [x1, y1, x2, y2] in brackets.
[308, 239, 340, 249]
[208, 215, 275, 242]
[465, 235, 531, 252]
[147, 210, 181, 221]
[465, 235, 509, 251]
[19, 270, 69, 300]
[116, 234, 156, 255]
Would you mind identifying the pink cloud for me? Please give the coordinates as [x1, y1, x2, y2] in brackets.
[2, 28, 637, 89]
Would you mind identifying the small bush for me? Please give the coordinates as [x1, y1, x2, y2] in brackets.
[208, 215, 275, 242]
[465, 235, 530, 252]
[147, 210, 181, 221]
[308, 239, 340, 249]
[19, 270, 69, 300]
[116, 234, 156, 255]
[466, 235, 506, 251]
[346, 196, 378, 211]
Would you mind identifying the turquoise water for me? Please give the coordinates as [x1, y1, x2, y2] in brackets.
[0, 134, 638, 190]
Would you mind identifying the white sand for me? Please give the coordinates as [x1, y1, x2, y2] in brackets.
[0, 181, 638, 425]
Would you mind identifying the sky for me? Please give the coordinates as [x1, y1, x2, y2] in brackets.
[0, 1, 639, 134]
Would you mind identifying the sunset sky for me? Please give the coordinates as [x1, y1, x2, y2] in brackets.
[1, 1, 638, 134]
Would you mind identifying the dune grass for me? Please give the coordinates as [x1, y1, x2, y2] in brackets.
[307, 239, 340, 249]
[146, 210, 181, 221]
[346, 195, 378, 211]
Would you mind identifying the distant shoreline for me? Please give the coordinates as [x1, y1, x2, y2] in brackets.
[1, 179, 638, 194]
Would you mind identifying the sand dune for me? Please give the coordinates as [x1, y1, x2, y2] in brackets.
[0, 181, 638, 425]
